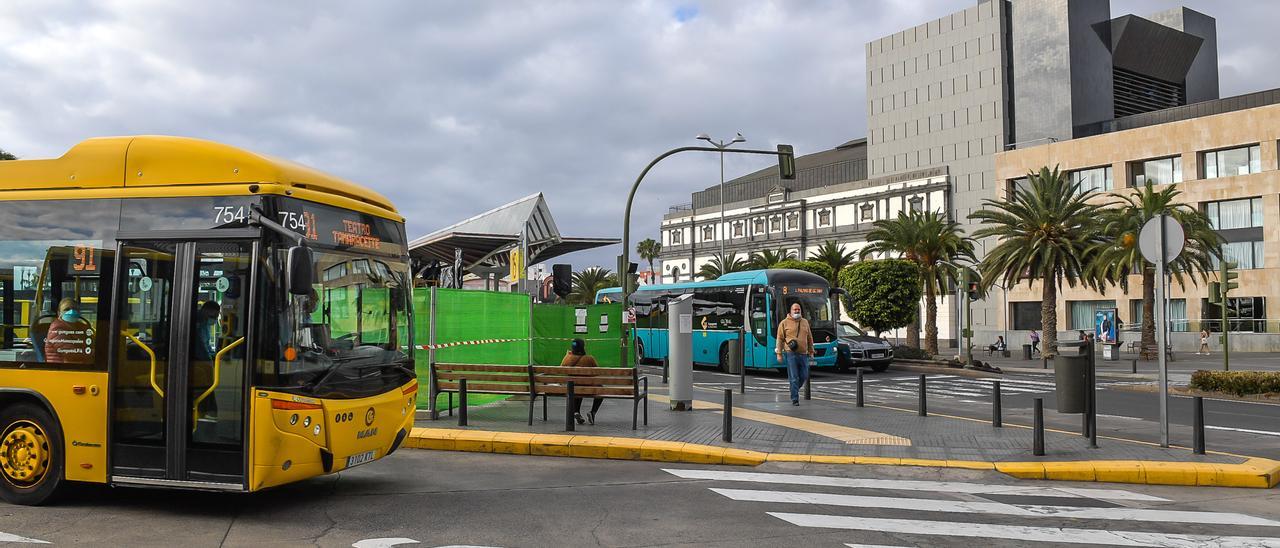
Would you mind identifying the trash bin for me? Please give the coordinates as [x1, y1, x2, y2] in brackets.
[1022, 344, 1033, 360]
[1054, 353, 1088, 414]
[725, 337, 743, 374]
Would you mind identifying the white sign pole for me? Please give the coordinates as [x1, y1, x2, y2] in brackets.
[1156, 214, 1169, 447]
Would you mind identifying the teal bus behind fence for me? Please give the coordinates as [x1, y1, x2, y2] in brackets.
[597, 269, 839, 371]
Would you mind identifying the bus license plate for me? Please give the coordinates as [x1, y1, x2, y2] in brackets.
[345, 450, 377, 468]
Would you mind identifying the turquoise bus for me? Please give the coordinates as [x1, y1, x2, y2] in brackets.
[596, 269, 839, 371]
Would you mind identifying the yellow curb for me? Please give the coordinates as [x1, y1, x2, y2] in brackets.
[491, 432, 535, 455]
[605, 437, 646, 460]
[1092, 461, 1146, 484]
[994, 461, 1045, 480]
[1043, 461, 1096, 482]
[528, 434, 575, 457]
[569, 436, 611, 459]
[404, 429, 1280, 488]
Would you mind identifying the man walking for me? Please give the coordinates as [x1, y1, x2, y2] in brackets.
[775, 302, 815, 406]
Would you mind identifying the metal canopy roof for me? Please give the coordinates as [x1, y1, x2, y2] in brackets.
[408, 193, 618, 270]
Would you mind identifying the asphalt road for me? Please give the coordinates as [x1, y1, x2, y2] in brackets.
[669, 363, 1280, 460]
[3, 450, 1279, 547]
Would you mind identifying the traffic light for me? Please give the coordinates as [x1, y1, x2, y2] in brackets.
[1208, 281, 1222, 305]
[552, 264, 572, 298]
[962, 268, 980, 301]
[777, 144, 796, 180]
[1222, 260, 1239, 294]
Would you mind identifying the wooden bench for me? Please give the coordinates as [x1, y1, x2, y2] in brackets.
[531, 366, 648, 430]
[428, 362, 649, 429]
[428, 363, 535, 422]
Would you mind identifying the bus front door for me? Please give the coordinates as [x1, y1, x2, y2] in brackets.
[748, 292, 769, 369]
[109, 240, 253, 488]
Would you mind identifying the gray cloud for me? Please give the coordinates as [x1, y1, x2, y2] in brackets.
[1, 1, 1275, 270]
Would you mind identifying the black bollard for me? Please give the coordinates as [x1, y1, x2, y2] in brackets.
[992, 380, 1002, 428]
[918, 374, 927, 417]
[448, 392, 454, 417]
[856, 368, 865, 408]
[1193, 396, 1206, 455]
[804, 376, 811, 401]
[723, 389, 733, 443]
[458, 379, 468, 427]
[1130, 359, 1138, 374]
[565, 381, 575, 432]
[662, 357, 669, 384]
[1033, 398, 1045, 456]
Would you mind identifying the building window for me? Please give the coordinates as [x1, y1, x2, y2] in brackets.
[1068, 300, 1116, 330]
[1212, 241, 1265, 270]
[701, 225, 714, 242]
[859, 204, 874, 222]
[1069, 166, 1113, 194]
[732, 221, 744, 237]
[1205, 197, 1263, 230]
[1201, 296, 1267, 333]
[817, 209, 832, 227]
[1203, 144, 1261, 179]
[1130, 156, 1182, 187]
[1008, 177, 1030, 197]
[1010, 302, 1041, 330]
[669, 229, 682, 245]
[908, 196, 924, 213]
[769, 216, 781, 232]
[753, 218, 765, 234]
[786, 213, 799, 230]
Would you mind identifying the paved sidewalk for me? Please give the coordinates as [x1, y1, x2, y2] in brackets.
[978, 349, 1278, 379]
[415, 380, 1241, 466]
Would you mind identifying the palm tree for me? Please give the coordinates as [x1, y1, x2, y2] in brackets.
[861, 210, 974, 355]
[970, 166, 1106, 357]
[811, 240, 857, 318]
[0, 149, 15, 160]
[1089, 182, 1221, 355]
[636, 238, 662, 283]
[748, 248, 796, 270]
[697, 252, 748, 281]
[569, 267, 618, 304]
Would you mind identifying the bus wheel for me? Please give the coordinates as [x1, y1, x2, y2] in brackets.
[635, 340, 646, 364]
[0, 403, 63, 506]
[718, 344, 730, 373]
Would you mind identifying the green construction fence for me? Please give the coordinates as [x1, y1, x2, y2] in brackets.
[411, 288, 634, 410]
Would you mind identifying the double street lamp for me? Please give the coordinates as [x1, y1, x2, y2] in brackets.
[696, 132, 745, 258]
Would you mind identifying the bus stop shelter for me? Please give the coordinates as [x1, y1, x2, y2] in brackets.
[408, 193, 617, 291]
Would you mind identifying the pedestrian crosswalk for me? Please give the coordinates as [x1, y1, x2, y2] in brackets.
[695, 374, 1119, 403]
[664, 468, 1280, 547]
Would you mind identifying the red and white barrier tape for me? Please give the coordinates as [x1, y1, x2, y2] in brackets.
[409, 336, 624, 351]
[415, 337, 528, 350]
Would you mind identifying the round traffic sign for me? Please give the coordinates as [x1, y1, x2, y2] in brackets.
[1138, 215, 1185, 264]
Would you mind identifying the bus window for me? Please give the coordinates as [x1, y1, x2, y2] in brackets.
[0, 239, 113, 369]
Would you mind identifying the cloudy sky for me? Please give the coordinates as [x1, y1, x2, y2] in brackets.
[2, 1, 1277, 271]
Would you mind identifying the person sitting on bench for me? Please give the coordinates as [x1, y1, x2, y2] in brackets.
[562, 338, 604, 425]
[986, 336, 1006, 356]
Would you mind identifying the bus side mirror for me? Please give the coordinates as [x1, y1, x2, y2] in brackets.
[287, 246, 314, 295]
[829, 287, 847, 298]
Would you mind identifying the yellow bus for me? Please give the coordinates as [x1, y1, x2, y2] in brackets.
[0, 136, 416, 504]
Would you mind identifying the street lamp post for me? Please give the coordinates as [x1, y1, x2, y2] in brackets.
[696, 133, 745, 259]
[620, 144, 796, 369]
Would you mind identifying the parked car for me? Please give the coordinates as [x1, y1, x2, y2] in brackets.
[835, 321, 893, 372]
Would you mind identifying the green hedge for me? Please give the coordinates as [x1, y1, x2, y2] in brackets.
[1189, 370, 1280, 396]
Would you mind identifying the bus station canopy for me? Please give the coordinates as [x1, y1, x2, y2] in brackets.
[408, 193, 617, 271]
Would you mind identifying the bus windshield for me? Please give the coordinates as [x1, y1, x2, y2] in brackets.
[777, 288, 834, 330]
[263, 248, 413, 398]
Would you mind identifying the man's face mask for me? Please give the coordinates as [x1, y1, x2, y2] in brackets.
[791, 311, 801, 319]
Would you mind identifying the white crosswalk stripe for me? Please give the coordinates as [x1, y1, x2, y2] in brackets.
[664, 469, 1280, 547]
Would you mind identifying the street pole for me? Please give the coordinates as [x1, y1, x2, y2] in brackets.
[1156, 214, 1169, 447]
[697, 133, 744, 260]
[621, 144, 792, 370]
